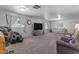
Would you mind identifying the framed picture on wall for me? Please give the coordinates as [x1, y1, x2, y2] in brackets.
[27, 20, 31, 25]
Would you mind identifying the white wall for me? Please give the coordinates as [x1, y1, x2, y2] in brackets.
[0, 9, 78, 36]
[0, 10, 49, 38]
[50, 19, 79, 33]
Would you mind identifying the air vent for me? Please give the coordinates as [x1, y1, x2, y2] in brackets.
[33, 5, 41, 9]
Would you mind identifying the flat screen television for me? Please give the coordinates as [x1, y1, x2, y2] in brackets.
[34, 23, 43, 30]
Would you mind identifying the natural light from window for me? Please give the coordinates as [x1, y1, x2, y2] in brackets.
[11, 18, 24, 28]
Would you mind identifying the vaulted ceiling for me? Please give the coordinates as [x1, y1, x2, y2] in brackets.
[0, 5, 79, 21]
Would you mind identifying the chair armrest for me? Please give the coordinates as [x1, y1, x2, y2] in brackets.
[57, 40, 79, 51]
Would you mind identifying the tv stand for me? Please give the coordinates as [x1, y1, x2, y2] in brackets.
[32, 30, 44, 36]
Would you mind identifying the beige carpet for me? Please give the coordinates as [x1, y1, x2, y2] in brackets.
[7, 33, 63, 54]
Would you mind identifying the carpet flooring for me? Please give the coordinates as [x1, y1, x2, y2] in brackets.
[6, 33, 63, 54]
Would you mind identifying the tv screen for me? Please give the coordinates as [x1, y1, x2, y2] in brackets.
[34, 23, 43, 30]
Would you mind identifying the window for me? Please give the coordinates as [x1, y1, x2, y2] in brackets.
[75, 24, 79, 29]
[11, 18, 24, 28]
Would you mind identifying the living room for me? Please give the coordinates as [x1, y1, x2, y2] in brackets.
[0, 5, 79, 54]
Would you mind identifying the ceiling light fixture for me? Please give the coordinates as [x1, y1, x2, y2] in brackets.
[20, 8, 25, 11]
[19, 5, 26, 11]
[57, 14, 61, 20]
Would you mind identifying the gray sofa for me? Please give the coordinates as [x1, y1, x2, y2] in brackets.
[56, 40, 79, 54]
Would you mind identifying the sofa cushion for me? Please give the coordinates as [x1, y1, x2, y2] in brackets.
[56, 40, 79, 54]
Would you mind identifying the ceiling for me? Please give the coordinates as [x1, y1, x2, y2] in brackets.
[0, 5, 79, 21]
